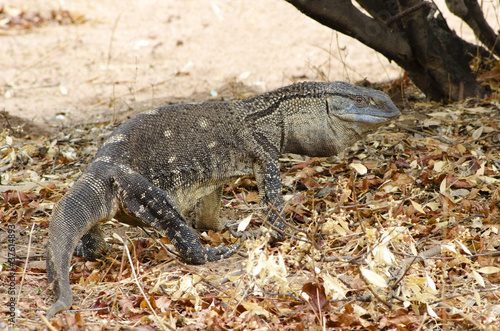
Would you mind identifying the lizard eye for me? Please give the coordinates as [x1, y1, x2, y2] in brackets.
[356, 96, 364, 104]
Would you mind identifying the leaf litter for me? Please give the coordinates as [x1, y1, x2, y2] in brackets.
[0, 6, 85, 31]
[1, 83, 500, 330]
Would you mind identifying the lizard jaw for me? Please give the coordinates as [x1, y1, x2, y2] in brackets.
[333, 104, 400, 124]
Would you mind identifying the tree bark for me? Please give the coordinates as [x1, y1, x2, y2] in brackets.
[285, 0, 490, 101]
[445, 0, 500, 57]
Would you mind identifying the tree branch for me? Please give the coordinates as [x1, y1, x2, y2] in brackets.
[285, 0, 413, 62]
[284, 0, 487, 101]
[446, 0, 500, 57]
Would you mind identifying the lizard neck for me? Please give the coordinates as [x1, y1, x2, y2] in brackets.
[281, 107, 364, 157]
[280, 95, 364, 157]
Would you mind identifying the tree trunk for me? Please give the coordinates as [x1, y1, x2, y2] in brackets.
[285, 0, 493, 101]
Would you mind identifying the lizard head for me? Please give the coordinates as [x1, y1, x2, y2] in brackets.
[281, 81, 400, 157]
[325, 81, 400, 130]
[319, 81, 400, 154]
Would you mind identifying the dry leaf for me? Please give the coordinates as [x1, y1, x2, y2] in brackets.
[241, 301, 270, 318]
[476, 267, 500, 274]
[350, 163, 367, 175]
[301, 282, 328, 312]
[237, 214, 252, 232]
[471, 270, 485, 287]
[360, 268, 387, 288]
[411, 200, 426, 214]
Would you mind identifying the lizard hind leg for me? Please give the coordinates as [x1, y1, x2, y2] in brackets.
[115, 169, 240, 265]
[74, 224, 108, 260]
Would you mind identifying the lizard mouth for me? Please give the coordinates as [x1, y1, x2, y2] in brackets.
[334, 104, 400, 124]
[334, 113, 399, 124]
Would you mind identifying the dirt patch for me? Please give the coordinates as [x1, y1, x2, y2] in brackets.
[2, 0, 497, 127]
[0, 111, 54, 138]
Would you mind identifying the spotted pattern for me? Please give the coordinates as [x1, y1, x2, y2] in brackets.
[102, 134, 126, 146]
[46, 81, 399, 319]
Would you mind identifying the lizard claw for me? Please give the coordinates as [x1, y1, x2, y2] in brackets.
[226, 223, 284, 242]
[204, 243, 241, 263]
[226, 224, 245, 239]
[225, 224, 258, 241]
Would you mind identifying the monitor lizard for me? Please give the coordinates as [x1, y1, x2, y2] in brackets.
[46, 81, 400, 318]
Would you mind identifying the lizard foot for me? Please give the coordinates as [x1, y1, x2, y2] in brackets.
[74, 242, 106, 261]
[188, 243, 241, 264]
[226, 224, 284, 242]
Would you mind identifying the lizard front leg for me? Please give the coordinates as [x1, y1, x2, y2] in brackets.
[247, 160, 287, 239]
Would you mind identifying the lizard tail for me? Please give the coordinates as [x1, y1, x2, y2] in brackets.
[46, 173, 116, 319]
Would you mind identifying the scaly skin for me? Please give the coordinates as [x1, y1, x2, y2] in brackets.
[46, 81, 400, 318]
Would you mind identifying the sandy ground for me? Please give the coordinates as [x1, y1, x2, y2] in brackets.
[1, 0, 498, 127]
